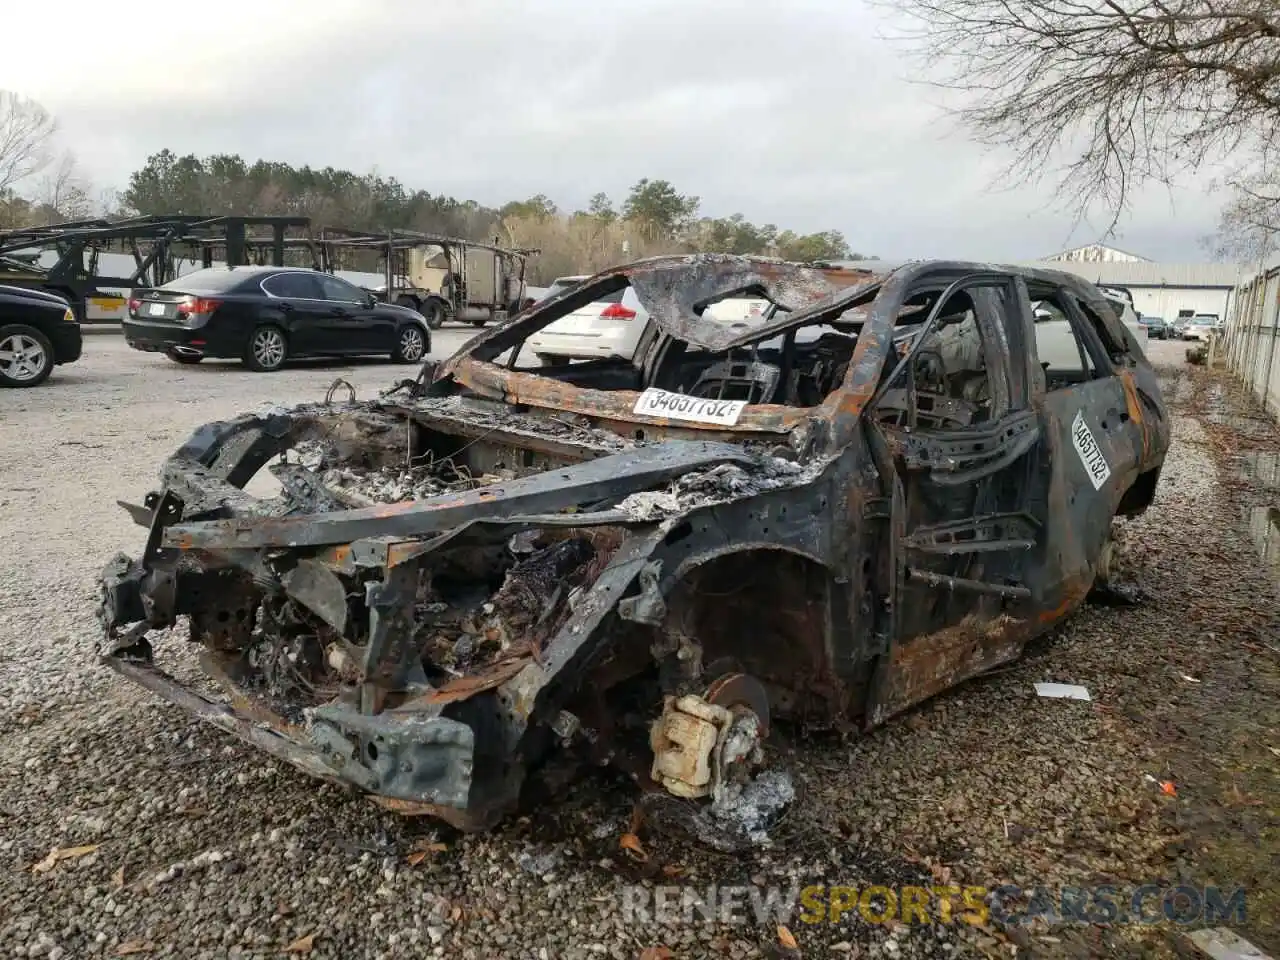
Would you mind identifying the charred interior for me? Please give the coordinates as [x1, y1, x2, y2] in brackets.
[479, 272, 879, 411]
[503, 299, 870, 410]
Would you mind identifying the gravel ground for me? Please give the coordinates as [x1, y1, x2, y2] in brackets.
[1, 334, 1276, 959]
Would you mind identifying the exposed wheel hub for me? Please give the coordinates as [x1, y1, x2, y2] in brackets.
[649, 672, 769, 800]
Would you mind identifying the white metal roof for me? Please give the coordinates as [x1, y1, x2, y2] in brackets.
[1022, 259, 1246, 289]
[1042, 243, 1151, 263]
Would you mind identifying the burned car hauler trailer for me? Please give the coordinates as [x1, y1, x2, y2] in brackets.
[0, 216, 312, 322]
[0, 216, 534, 329]
[98, 254, 1169, 839]
[315, 229, 536, 330]
[221, 228, 537, 330]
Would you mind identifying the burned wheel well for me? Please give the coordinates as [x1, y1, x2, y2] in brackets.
[664, 548, 843, 721]
[1117, 465, 1161, 516]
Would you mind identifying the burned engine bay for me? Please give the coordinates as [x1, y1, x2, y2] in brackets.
[96, 254, 1169, 845]
[97, 386, 833, 843]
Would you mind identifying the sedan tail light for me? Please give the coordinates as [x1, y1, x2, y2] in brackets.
[127, 297, 141, 315]
[600, 302, 637, 320]
[180, 297, 223, 315]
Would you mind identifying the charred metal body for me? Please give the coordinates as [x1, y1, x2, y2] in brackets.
[98, 254, 1169, 830]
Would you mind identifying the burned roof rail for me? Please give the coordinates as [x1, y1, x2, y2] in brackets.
[713, 258, 1125, 354]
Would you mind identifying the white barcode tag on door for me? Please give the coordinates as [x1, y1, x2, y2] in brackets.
[1071, 410, 1111, 490]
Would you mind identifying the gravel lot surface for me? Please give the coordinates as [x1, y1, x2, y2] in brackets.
[1, 334, 1276, 959]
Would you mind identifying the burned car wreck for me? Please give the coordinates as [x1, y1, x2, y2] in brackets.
[98, 254, 1170, 838]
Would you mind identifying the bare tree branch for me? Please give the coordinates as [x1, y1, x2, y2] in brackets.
[1212, 166, 1280, 260]
[880, 0, 1280, 229]
[0, 91, 57, 195]
[36, 151, 91, 223]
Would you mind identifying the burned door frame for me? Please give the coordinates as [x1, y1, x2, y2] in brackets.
[1024, 276, 1120, 389]
[1020, 274, 1152, 615]
[863, 270, 1049, 724]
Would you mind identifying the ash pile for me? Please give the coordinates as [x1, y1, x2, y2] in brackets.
[261, 439, 508, 515]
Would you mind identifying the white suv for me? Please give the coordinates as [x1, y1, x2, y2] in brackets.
[525, 279, 775, 364]
[525, 276, 650, 363]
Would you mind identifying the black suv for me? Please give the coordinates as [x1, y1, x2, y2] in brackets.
[124, 266, 431, 371]
[0, 285, 83, 387]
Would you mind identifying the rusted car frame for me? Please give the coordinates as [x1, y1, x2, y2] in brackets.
[97, 254, 1169, 832]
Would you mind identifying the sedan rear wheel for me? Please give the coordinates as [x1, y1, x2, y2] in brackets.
[392, 325, 427, 363]
[244, 325, 288, 372]
[0, 324, 55, 387]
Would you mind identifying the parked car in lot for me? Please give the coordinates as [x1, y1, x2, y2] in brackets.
[100, 255, 1170, 838]
[1138, 315, 1170, 339]
[523, 275, 652, 364]
[1182, 314, 1219, 341]
[1033, 292, 1147, 367]
[0, 284, 82, 387]
[123, 266, 431, 372]
[527, 277, 793, 364]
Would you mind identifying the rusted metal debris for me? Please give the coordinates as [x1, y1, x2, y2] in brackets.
[97, 253, 1170, 838]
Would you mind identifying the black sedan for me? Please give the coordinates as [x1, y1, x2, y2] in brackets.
[0, 284, 83, 387]
[1138, 315, 1170, 340]
[124, 266, 431, 371]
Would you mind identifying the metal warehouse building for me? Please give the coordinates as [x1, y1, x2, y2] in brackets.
[1027, 245, 1246, 322]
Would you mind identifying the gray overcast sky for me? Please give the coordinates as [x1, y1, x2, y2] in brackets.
[0, 0, 1228, 262]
